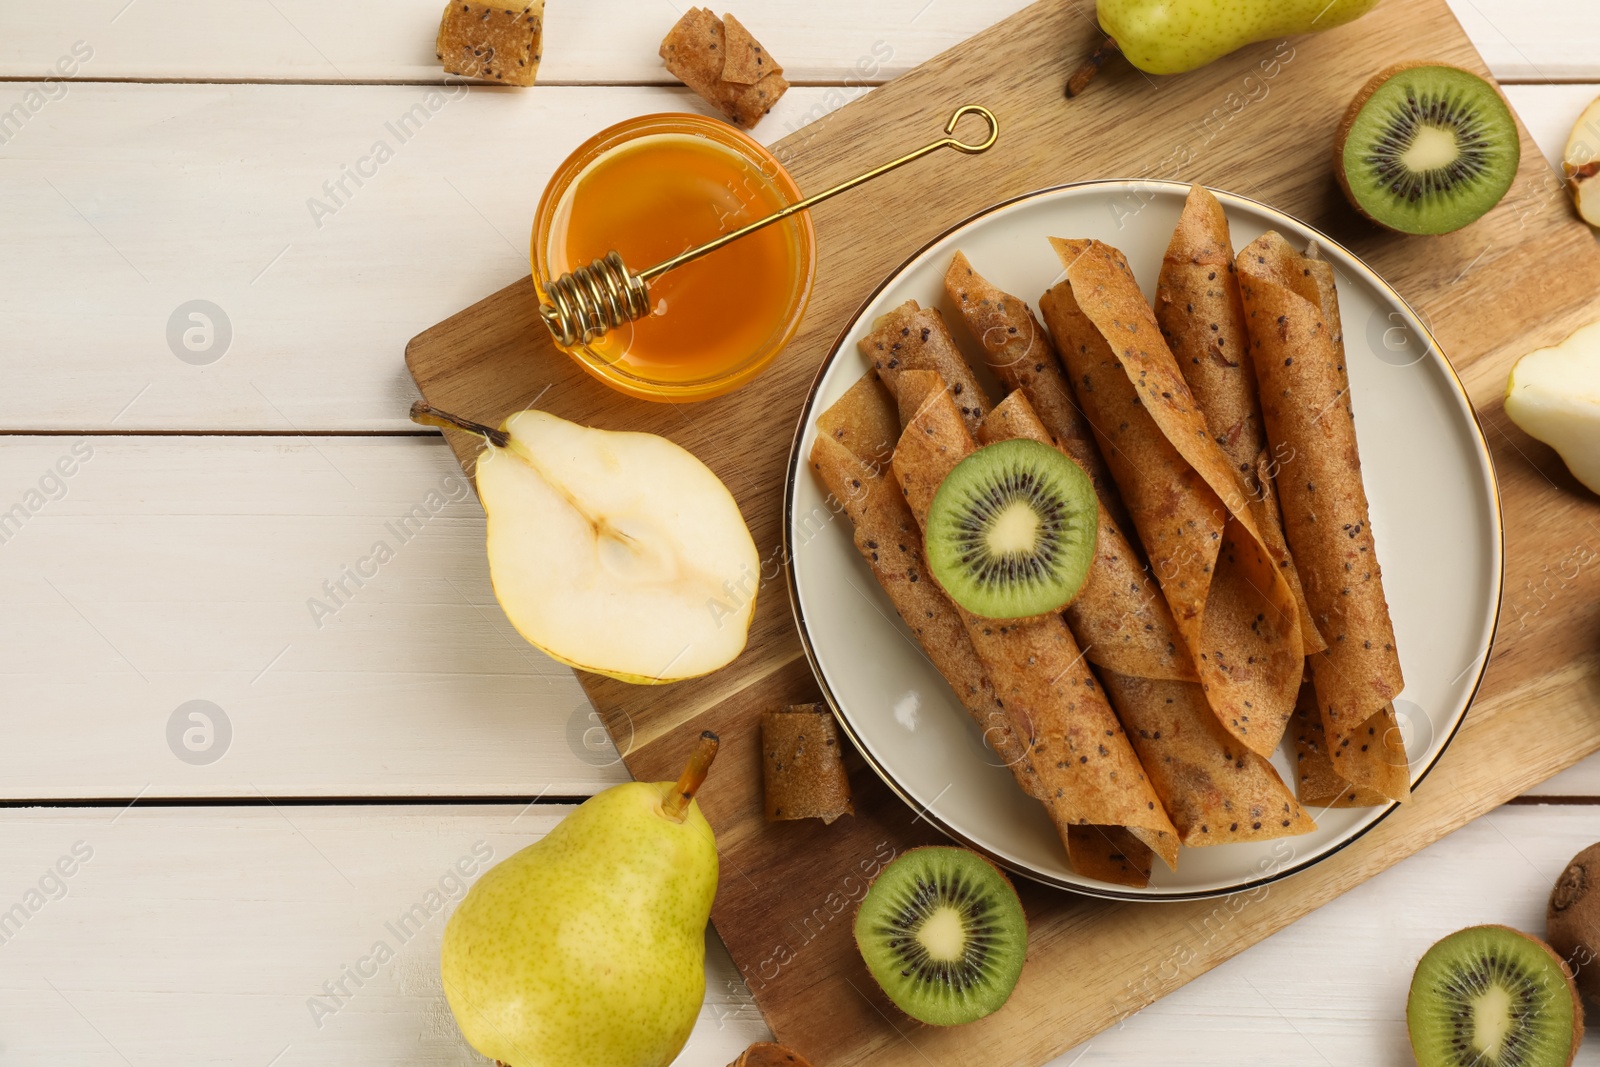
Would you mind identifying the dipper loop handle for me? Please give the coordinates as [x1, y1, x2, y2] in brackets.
[538, 104, 1000, 348]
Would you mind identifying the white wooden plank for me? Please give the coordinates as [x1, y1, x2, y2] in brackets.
[1, 81, 1594, 433]
[0, 434, 630, 799]
[1, 430, 1593, 803]
[1525, 753, 1600, 797]
[1510, 81, 1600, 171]
[2, 802, 1597, 1064]
[0, 805, 766, 1064]
[0, 0, 995, 84]
[0, 83, 856, 433]
[1448, 0, 1600, 82]
[0, 0, 1591, 84]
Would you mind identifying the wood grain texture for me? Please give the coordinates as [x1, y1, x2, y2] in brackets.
[1, 803, 1598, 1065]
[0, 81, 1587, 433]
[0, 436, 609, 799]
[0, 0, 1583, 83]
[408, 0, 1600, 1061]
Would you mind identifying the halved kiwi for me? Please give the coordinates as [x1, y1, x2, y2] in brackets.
[923, 438, 1098, 619]
[1407, 924, 1583, 1067]
[1335, 62, 1520, 235]
[854, 846, 1027, 1027]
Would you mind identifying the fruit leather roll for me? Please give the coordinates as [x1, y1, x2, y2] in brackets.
[1041, 239, 1306, 760]
[1155, 187, 1323, 654]
[1237, 232, 1408, 803]
[857, 300, 992, 437]
[809, 373, 1041, 794]
[944, 252, 1193, 684]
[944, 252, 1125, 520]
[1291, 676, 1392, 808]
[887, 369, 1179, 882]
[980, 391, 1315, 846]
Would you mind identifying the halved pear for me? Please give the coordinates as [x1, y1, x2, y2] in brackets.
[1504, 320, 1600, 497]
[413, 403, 760, 683]
[1565, 94, 1600, 227]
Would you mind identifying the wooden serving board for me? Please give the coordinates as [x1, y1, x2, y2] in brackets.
[407, 0, 1600, 1061]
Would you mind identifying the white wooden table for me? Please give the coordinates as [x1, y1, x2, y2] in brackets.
[1, 2, 1597, 1063]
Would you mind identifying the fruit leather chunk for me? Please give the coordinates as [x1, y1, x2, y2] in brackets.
[761, 704, 854, 824]
[978, 389, 1314, 847]
[436, 0, 544, 85]
[1155, 187, 1323, 653]
[729, 1043, 817, 1067]
[1041, 238, 1306, 761]
[809, 375, 1040, 792]
[1237, 231, 1408, 803]
[889, 370, 1180, 881]
[660, 9, 788, 129]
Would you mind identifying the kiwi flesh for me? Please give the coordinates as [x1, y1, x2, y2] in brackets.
[923, 438, 1098, 619]
[853, 846, 1027, 1027]
[1335, 63, 1520, 235]
[1407, 924, 1583, 1067]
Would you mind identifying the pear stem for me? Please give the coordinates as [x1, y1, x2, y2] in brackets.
[1065, 37, 1121, 98]
[409, 400, 510, 449]
[661, 731, 720, 823]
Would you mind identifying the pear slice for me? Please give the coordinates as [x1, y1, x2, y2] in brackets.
[1565, 95, 1600, 227]
[413, 403, 760, 683]
[1504, 320, 1600, 496]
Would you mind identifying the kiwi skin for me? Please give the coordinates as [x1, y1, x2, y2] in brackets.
[1333, 61, 1518, 235]
[1408, 924, 1584, 1067]
[1548, 841, 1600, 1007]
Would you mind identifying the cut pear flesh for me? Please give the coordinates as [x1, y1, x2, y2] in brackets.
[1505, 319, 1600, 496]
[1565, 94, 1600, 227]
[478, 410, 760, 683]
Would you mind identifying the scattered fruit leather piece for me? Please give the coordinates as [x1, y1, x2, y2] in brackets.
[729, 1042, 817, 1067]
[1154, 186, 1323, 653]
[435, 0, 544, 85]
[1042, 238, 1306, 762]
[761, 704, 854, 824]
[660, 8, 788, 129]
[1237, 232, 1408, 803]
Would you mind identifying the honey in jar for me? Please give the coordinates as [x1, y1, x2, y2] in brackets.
[533, 114, 816, 402]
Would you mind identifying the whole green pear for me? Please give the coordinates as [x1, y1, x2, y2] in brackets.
[1098, 0, 1384, 75]
[441, 733, 721, 1067]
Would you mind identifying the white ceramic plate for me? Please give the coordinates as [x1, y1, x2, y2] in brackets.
[783, 180, 1503, 901]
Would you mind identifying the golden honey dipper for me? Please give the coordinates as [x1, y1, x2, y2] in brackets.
[538, 104, 1000, 348]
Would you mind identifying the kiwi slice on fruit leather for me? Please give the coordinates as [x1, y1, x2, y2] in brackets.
[923, 438, 1098, 620]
